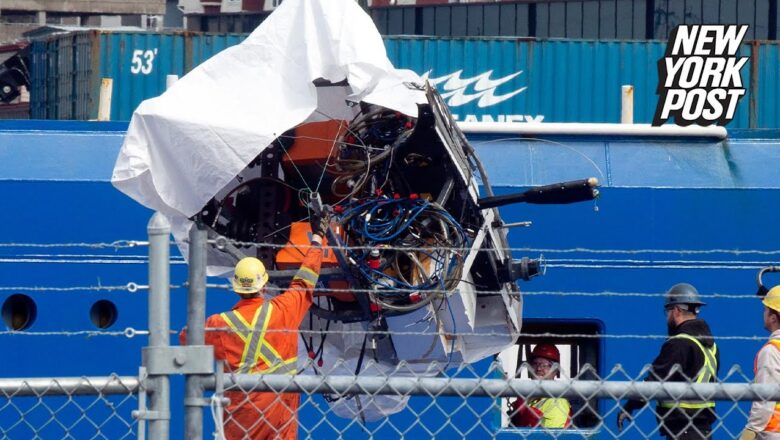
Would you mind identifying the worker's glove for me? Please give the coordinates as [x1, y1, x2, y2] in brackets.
[507, 398, 525, 417]
[616, 409, 633, 432]
[739, 429, 758, 440]
[309, 211, 330, 238]
[508, 398, 543, 428]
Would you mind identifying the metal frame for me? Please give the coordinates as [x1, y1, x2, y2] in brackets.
[0, 376, 140, 397]
[199, 373, 780, 402]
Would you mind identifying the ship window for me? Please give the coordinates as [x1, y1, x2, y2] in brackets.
[497, 319, 603, 430]
[90, 300, 118, 329]
[2, 294, 37, 331]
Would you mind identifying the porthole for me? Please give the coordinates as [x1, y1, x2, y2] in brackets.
[2, 294, 37, 331]
[90, 300, 118, 329]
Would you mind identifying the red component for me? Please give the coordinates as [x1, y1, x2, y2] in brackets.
[394, 112, 402, 118]
[367, 249, 381, 270]
[346, 135, 356, 144]
[317, 358, 324, 368]
[308, 350, 316, 359]
[370, 303, 380, 313]
[409, 292, 421, 303]
[409, 193, 419, 200]
[509, 399, 544, 428]
[334, 205, 344, 214]
[393, 193, 400, 200]
[375, 188, 383, 196]
[404, 121, 413, 129]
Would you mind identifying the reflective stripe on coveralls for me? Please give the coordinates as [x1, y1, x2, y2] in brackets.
[220, 303, 297, 375]
[658, 334, 718, 409]
[293, 266, 318, 287]
[758, 340, 780, 432]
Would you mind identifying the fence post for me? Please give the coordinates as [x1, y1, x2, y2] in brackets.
[166, 75, 179, 90]
[147, 212, 171, 439]
[97, 78, 113, 121]
[621, 84, 634, 124]
[185, 221, 208, 440]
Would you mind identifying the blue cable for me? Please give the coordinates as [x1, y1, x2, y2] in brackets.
[363, 200, 429, 242]
[333, 196, 469, 302]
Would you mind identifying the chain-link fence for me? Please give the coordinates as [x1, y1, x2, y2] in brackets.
[0, 376, 140, 439]
[191, 355, 779, 439]
[181, 212, 779, 440]
[3, 361, 772, 439]
[4, 214, 780, 439]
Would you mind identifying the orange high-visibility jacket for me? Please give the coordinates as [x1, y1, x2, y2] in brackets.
[754, 339, 780, 432]
[182, 246, 322, 440]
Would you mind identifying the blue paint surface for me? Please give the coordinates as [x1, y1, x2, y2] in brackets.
[0, 121, 776, 437]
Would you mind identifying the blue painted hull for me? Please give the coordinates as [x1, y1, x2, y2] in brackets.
[1, 121, 775, 438]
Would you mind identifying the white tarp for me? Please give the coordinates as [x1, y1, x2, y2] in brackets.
[112, 0, 425, 222]
[109, 0, 513, 420]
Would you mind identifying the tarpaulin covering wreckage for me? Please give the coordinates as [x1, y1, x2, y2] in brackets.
[112, 0, 597, 420]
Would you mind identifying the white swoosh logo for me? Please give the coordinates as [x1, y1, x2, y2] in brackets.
[423, 69, 526, 108]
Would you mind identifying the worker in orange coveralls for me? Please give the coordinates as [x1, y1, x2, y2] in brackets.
[508, 344, 572, 429]
[181, 212, 329, 439]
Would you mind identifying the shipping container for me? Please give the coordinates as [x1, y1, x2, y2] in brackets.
[370, 0, 778, 40]
[0, 103, 30, 119]
[29, 32, 771, 128]
[183, 0, 780, 40]
[30, 31, 190, 121]
[386, 37, 755, 127]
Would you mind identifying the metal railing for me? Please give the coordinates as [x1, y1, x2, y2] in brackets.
[0, 376, 139, 439]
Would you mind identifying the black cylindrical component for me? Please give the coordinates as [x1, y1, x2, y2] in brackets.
[522, 178, 599, 205]
[478, 178, 599, 209]
[518, 257, 541, 281]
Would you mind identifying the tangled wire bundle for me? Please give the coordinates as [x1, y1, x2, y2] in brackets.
[334, 196, 469, 312]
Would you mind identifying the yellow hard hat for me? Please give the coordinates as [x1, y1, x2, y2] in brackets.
[763, 286, 780, 313]
[232, 257, 269, 294]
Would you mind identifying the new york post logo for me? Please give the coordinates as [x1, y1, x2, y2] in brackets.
[653, 25, 749, 127]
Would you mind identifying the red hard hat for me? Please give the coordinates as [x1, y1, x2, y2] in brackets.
[531, 344, 560, 363]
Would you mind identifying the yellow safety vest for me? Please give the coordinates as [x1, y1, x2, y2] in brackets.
[658, 334, 718, 410]
[220, 302, 298, 375]
[528, 397, 571, 428]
